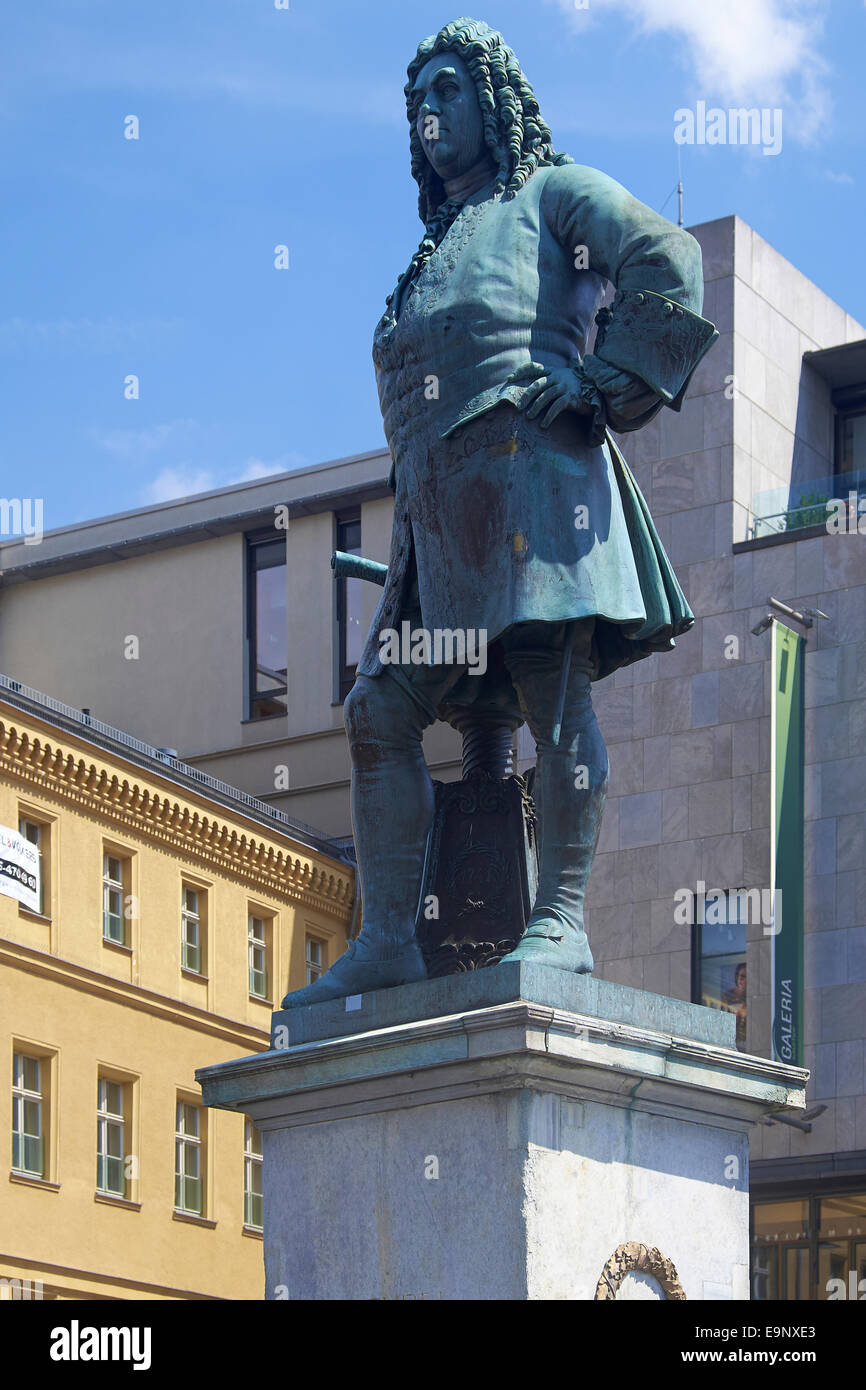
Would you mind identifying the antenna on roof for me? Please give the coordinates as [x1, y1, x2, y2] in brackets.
[659, 147, 685, 226]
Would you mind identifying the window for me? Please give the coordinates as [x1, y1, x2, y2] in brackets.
[336, 512, 362, 702]
[181, 885, 205, 975]
[691, 889, 748, 1052]
[96, 1078, 126, 1197]
[248, 914, 269, 999]
[751, 1192, 866, 1300]
[102, 852, 128, 944]
[175, 1101, 203, 1216]
[244, 1120, 263, 1230]
[247, 532, 288, 719]
[835, 401, 866, 476]
[12, 1053, 43, 1178]
[305, 935, 325, 985]
[18, 817, 48, 916]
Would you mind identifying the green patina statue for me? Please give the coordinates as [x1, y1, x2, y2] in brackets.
[282, 16, 717, 1009]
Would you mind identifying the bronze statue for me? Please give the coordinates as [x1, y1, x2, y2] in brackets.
[282, 16, 717, 1008]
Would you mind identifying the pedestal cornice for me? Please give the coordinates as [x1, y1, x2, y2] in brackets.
[198, 992, 807, 1135]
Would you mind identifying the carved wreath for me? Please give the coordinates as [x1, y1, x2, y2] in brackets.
[594, 1242, 687, 1300]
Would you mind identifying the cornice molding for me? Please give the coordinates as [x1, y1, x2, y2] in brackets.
[0, 717, 354, 919]
[0, 937, 271, 1050]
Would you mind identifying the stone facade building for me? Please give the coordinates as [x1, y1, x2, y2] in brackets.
[587, 216, 866, 1301]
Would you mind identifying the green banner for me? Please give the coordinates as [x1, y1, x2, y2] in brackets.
[770, 621, 805, 1066]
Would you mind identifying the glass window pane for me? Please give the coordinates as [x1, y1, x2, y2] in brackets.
[344, 578, 363, 668]
[698, 909, 747, 1052]
[104, 915, 123, 941]
[255, 566, 287, 688]
[22, 1056, 40, 1093]
[819, 1242, 849, 1297]
[21, 819, 40, 846]
[750, 1241, 779, 1301]
[753, 1198, 810, 1243]
[252, 538, 286, 571]
[819, 1193, 866, 1239]
[23, 1099, 41, 1135]
[245, 1189, 263, 1229]
[839, 410, 866, 473]
[785, 1246, 810, 1300]
[187, 1175, 202, 1214]
[339, 519, 361, 552]
[108, 1155, 125, 1193]
[23, 1134, 43, 1175]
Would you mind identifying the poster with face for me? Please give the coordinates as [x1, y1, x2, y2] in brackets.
[699, 916, 747, 1051]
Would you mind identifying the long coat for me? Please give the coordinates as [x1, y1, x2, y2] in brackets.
[359, 162, 717, 684]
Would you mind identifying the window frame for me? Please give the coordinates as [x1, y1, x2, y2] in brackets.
[96, 1075, 127, 1198]
[690, 887, 749, 1054]
[12, 1052, 45, 1179]
[181, 883, 206, 976]
[305, 934, 326, 986]
[248, 912, 270, 1001]
[243, 1119, 264, 1232]
[102, 850, 128, 946]
[335, 510, 363, 704]
[246, 529, 288, 721]
[833, 383, 866, 477]
[174, 1098, 204, 1217]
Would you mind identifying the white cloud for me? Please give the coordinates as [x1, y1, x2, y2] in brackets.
[140, 453, 308, 505]
[92, 419, 199, 458]
[235, 454, 307, 481]
[824, 170, 854, 184]
[142, 467, 216, 505]
[550, 0, 830, 140]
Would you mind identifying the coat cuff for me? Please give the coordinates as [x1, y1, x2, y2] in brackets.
[569, 361, 608, 446]
[592, 288, 718, 411]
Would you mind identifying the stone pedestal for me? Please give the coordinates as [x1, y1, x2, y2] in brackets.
[197, 964, 806, 1301]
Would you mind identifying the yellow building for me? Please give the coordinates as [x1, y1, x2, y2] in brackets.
[0, 677, 354, 1300]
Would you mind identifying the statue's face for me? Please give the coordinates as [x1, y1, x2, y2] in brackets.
[412, 52, 487, 180]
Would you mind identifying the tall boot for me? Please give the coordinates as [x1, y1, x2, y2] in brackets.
[280, 673, 430, 1008]
[498, 637, 608, 974]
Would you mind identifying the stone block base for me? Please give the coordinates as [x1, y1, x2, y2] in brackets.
[198, 965, 806, 1301]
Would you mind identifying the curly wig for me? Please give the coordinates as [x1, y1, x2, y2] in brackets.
[383, 16, 572, 321]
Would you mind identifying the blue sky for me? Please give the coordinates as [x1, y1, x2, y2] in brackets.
[2, 0, 864, 532]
